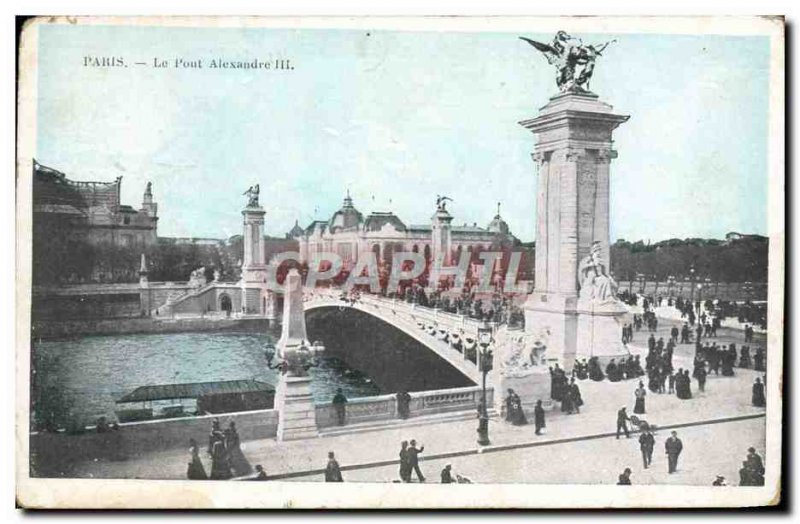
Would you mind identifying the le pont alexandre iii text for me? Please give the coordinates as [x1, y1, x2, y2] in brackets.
[83, 56, 294, 71]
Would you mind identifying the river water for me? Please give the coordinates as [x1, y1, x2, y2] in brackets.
[30, 330, 380, 429]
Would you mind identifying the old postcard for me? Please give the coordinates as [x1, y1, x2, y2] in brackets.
[15, 15, 784, 509]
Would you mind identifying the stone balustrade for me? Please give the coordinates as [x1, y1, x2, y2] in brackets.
[314, 385, 494, 429]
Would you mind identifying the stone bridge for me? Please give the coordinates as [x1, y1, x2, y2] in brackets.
[302, 288, 494, 385]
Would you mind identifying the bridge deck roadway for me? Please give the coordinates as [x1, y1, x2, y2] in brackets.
[64, 318, 768, 483]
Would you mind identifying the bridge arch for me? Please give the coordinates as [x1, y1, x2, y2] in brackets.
[302, 294, 481, 386]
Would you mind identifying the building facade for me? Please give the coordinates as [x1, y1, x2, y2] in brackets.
[33, 160, 158, 249]
[294, 193, 517, 270]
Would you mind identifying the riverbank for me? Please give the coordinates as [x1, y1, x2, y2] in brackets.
[31, 316, 274, 340]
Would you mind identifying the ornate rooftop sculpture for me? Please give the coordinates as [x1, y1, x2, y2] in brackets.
[520, 32, 616, 93]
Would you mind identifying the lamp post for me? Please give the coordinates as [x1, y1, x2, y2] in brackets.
[697, 281, 704, 311]
[476, 323, 494, 446]
[689, 265, 696, 305]
[264, 340, 325, 375]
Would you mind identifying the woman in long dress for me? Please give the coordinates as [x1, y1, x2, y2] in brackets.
[505, 389, 528, 425]
[752, 377, 766, 407]
[225, 421, 252, 477]
[682, 370, 693, 399]
[187, 438, 207, 480]
[209, 439, 232, 480]
[399, 441, 410, 482]
[633, 382, 647, 414]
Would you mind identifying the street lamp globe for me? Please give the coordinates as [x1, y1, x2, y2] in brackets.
[478, 327, 492, 347]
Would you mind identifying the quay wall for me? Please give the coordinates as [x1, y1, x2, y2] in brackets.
[30, 409, 280, 477]
[29, 385, 491, 477]
[31, 316, 270, 340]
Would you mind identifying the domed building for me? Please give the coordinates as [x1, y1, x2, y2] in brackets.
[327, 191, 364, 234]
[486, 203, 510, 236]
[294, 192, 516, 270]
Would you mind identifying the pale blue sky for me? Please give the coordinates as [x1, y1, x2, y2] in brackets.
[35, 25, 770, 242]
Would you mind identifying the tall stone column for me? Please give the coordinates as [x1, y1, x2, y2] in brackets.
[275, 269, 319, 441]
[429, 206, 453, 289]
[240, 204, 277, 318]
[520, 91, 630, 369]
[241, 206, 266, 282]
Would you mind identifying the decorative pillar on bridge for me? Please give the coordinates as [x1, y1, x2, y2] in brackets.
[275, 269, 320, 441]
[519, 33, 631, 370]
[429, 197, 453, 290]
[240, 185, 277, 319]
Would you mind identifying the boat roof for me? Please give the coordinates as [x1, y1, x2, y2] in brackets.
[116, 379, 274, 403]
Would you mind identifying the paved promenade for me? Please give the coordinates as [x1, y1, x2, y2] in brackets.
[67, 315, 767, 484]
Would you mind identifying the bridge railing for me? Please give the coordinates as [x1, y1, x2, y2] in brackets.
[304, 287, 486, 333]
[314, 385, 493, 429]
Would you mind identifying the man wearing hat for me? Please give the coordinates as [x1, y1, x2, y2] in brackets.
[746, 447, 765, 485]
[712, 475, 726, 486]
[616, 407, 630, 439]
[408, 439, 426, 482]
[638, 427, 655, 468]
[665, 431, 683, 474]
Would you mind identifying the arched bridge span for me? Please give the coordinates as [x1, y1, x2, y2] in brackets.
[302, 289, 486, 384]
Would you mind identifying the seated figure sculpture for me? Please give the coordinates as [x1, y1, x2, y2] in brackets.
[578, 241, 619, 304]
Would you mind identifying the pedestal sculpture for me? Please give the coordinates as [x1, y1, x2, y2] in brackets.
[274, 269, 321, 441]
[493, 326, 553, 415]
[519, 32, 631, 370]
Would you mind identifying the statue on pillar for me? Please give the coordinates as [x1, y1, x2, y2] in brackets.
[435, 194, 452, 212]
[578, 241, 619, 304]
[243, 184, 260, 208]
[519, 32, 616, 93]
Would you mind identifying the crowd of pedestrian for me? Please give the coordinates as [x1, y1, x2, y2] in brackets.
[187, 418, 251, 480]
[549, 365, 584, 414]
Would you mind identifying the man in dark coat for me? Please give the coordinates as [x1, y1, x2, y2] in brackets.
[324, 451, 343, 482]
[332, 388, 348, 426]
[665, 431, 683, 474]
[670, 325, 679, 344]
[696, 365, 707, 393]
[616, 407, 630, 439]
[534, 399, 546, 435]
[569, 378, 583, 414]
[754, 347, 765, 371]
[607, 360, 620, 382]
[746, 447, 765, 482]
[739, 460, 754, 486]
[639, 428, 655, 468]
[396, 390, 412, 419]
[408, 440, 426, 482]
